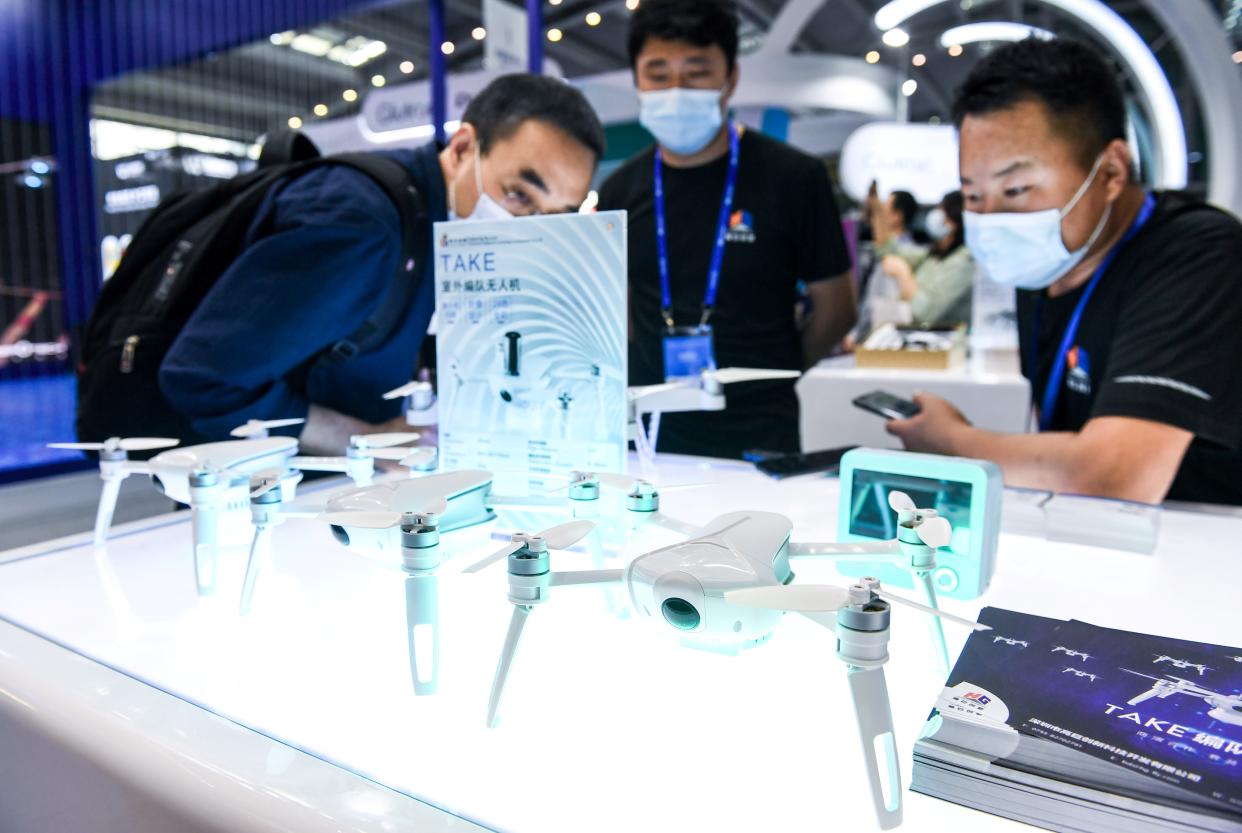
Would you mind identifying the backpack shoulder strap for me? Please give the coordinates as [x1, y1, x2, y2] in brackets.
[312, 153, 428, 365]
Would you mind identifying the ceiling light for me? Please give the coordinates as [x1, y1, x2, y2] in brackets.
[472, 27, 487, 40]
[912, 53, 926, 66]
[288, 116, 303, 129]
[626, 0, 639, 8]
[290, 33, 333, 57]
[874, 0, 942, 31]
[881, 28, 910, 47]
[550, 0, 563, 5]
[947, 43, 963, 56]
[586, 11, 601, 25]
[902, 79, 918, 96]
[371, 74, 386, 87]
[400, 60, 415, 73]
[547, 28, 563, 42]
[865, 50, 881, 64]
[441, 41, 455, 55]
[313, 104, 328, 117]
[31, 160, 50, 175]
[343, 88, 358, 102]
[939, 22, 1053, 47]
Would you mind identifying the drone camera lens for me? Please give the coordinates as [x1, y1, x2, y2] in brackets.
[330, 525, 350, 546]
[661, 597, 700, 631]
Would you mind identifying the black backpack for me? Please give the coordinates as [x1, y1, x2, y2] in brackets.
[76, 142, 426, 445]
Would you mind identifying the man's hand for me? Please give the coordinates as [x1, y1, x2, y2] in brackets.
[299, 404, 421, 456]
[885, 393, 971, 454]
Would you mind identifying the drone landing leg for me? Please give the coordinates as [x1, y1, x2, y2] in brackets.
[846, 665, 903, 830]
[915, 571, 950, 677]
[191, 505, 219, 596]
[93, 476, 124, 550]
[239, 525, 272, 615]
[405, 573, 440, 696]
[487, 604, 532, 728]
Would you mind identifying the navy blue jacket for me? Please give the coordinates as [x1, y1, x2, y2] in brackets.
[159, 143, 446, 438]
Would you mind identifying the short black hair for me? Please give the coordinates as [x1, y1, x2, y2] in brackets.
[462, 74, 606, 163]
[628, 0, 740, 71]
[889, 190, 917, 229]
[952, 38, 1127, 170]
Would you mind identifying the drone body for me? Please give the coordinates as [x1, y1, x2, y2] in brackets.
[148, 438, 298, 504]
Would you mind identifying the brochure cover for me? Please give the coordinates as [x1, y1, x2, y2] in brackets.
[929, 608, 1242, 814]
[434, 211, 627, 485]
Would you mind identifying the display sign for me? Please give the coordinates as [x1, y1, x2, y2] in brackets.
[838, 122, 960, 206]
[434, 211, 627, 484]
[483, 0, 527, 70]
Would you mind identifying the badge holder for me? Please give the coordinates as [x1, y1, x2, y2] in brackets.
[663, 324, 715, 382]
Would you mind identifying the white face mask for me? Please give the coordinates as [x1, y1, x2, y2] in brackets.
[638, 87, 725, 156]
[924, 207, 952, 242]
[963, 154, 1110, 290]
[448, 147, 515, 222]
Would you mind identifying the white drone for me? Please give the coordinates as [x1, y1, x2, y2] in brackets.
[993, 636, 1029, 648]
[468, 492, 986, 830]
[1123, 670, 1242, 728]
[1153, 655, 1212, 676]
[627, 367, 801, 463]
[233, 469, 499, 694]
[1052, 646, 1092, 663]
[1063, 667, 1098, 682]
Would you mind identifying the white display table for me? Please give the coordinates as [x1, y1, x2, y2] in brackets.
[798, 354, 1032, 452]
[0, 455, 1237, 833]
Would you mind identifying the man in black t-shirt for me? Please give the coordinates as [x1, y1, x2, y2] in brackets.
[597, 0, 855, 459]
[887, 39, 1242, 505]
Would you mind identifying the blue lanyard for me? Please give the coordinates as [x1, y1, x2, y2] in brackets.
[1036, 193, 1156, 430]
[654, 121, 740, 329]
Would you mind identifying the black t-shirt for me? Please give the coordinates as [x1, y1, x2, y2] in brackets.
[597, 129, 851, 458]
[1017, 191, 1242, 505]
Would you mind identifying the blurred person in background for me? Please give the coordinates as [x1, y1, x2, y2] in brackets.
[880, 191, 974, 328]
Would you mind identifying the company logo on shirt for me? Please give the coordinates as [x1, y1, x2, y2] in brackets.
[1067, 346, 1092, 395]
[725, 209, 755, 244]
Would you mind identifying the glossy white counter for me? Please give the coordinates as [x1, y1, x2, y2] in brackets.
[0, 455, 1237, 832]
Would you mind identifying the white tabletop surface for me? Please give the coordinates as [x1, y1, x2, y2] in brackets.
[0, 454, 1238, 833]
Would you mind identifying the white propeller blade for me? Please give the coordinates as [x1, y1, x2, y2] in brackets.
[230, 418, 304, 438]
[463, 540, 527, 574]
[399, 448, 437, 468]
[49, 437, 179, 452]
[874, 590, 990, 632]
[725, 584, 852, 612]
[630, 381, 691, 399]
[706, 367, 801, 385]
[384, 381, 425, 400]
[539, 519, 595, 550]
[365, 446, 418, 461]
[888, 491, 916, 513]
[352, 431, 420, 449]
[319, 510, 406, 530]
[915, 516, 953, 549]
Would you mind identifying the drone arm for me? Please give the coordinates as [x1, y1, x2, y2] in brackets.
[645, 512, 701, 536]
[549, 569, 626, 588]
[847, 666, 904, 830]
[631, 384, 719, 416]
[789, 541, 905, 564]
[487, 605, 532, 728]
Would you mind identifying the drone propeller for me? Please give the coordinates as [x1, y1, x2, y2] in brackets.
[463, 520, 595, 573]
[398, 448, 436, 469]
[888, 491, 916, 513]
[248, 468, 288, 498]
[383, 381, 427, 400]
[630, 381, 692, 400]
[49, 436, 179, 453]
[886, 491, 953, 549]
[704, 367, 802, 385]
[725, 583, 989, 632]
[229, 418, 305, 439]
[362, 445, 420, 461]
[350, 432, 421, 450]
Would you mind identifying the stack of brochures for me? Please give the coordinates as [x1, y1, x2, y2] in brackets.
[912, 608, 1242, 832]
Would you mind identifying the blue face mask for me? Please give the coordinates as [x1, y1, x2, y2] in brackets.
[963, 154, 1109, 290]
[638, 87, 725, 156]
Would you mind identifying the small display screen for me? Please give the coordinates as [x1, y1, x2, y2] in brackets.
[848, 469, 973, 552]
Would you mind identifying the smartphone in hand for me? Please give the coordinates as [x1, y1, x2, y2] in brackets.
[852, 390, 921, 420]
